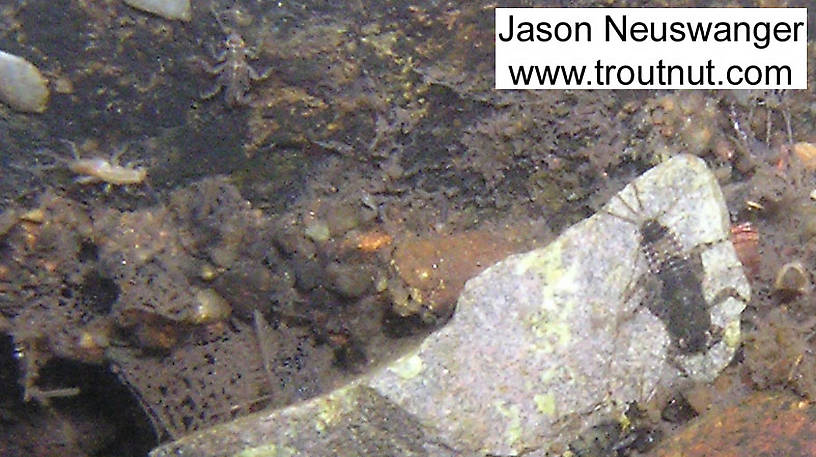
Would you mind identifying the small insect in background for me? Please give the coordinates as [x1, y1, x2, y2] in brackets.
[190, 4, 272, 107]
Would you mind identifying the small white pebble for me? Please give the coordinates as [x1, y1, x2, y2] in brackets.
[123, 0, 191, 21]
[0, 49, 48, 113]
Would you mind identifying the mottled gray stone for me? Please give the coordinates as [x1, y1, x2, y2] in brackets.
[150, 154, 749, 457]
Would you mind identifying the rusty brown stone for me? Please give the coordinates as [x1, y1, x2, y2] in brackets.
[392, 230, 518, 317]
[730, 222, 759, 279]
[650, 391, 816, 457]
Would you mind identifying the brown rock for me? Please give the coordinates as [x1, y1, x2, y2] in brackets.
[392, 230, 517, 317]
[650, 391, 816, 457]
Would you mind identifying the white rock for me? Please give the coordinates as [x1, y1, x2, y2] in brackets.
[123, 0, 191, 21]
[367, 154, 749, 455]
[0, 50, 49, 113]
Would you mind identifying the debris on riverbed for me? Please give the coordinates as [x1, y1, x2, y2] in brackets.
[150, 155, 750, 457]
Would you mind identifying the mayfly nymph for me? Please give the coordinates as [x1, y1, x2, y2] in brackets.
[191, 8, 271, 107]
[36, 140, 148, 187]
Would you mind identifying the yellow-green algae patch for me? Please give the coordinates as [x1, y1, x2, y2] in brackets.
[534, 393, 557, 417]
[494, 400, 522, 450]
[387, 353, 424, 379]
[517, 240, 578, 352]
[233, 444, 295, 457]
[314, 386, 345, 432]
[724, 319, 741, 348]
[512, 237, 565, 278]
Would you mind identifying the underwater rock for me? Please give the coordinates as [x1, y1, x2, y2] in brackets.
[650, 391, 816, 457]
[0, 50, 49, 113]
[367, 155, 749, 455]
[391, 230, 518, 320]
[149, 154, 749, 457]
[326, 261, 373, 299]
[123, 0, 191, 21]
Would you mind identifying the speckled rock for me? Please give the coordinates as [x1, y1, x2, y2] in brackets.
[150, 154, 749, 457]
[369, 154, 749, 455]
